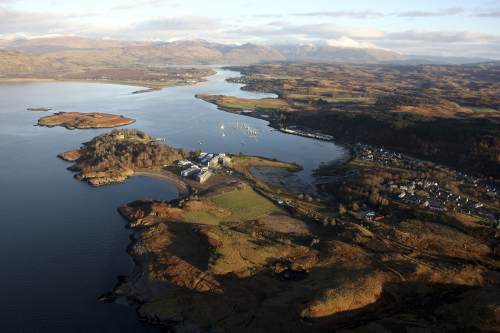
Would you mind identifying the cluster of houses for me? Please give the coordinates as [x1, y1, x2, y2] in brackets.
[225, 74, 274, 84]
[358, 143, 500, 203]
[357, 143, 414, 164]
[441, 167, 500, 200]
[280, 126, 334, 141]
[356, 142, 499, 223]
[385, 180, 498, 222]
[177, 152, 231, 183]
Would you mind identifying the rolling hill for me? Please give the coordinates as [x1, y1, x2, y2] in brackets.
[0, 50, 71, 75]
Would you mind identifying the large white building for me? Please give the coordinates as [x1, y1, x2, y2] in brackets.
[196, 169, 211, 183]
[208, 157, 219, 168]
[181, 166, 200, 177]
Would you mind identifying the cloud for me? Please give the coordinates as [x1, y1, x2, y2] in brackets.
[65, 12, 103, 18]
[375, 40, 500, 60]
[253, 14, 282, 18]
[227, 23, 386, 39]
[293, 11, 384, 19]
[112, 0, 165, 10]
[145, 0, 165, 7]
[293, 8, 464, 19]
[387, 29, 500, 43]
[226, 22, 500, 43]
[396, 7, 464, 17]
[137, 15, 220, 31]
[0, 7, 72, 34]
[111, 2, 138, 10]
[475, 11, 500, 17]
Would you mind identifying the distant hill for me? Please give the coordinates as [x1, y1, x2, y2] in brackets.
[3, 35, 494, 67]
[6, 35, 149, 50]
[0, 50, 70, 74]
[404, 54, 495, 65]
[271, 38, 408, 62]
[0, 36, 284, 66]
[223, 43, 285, 62]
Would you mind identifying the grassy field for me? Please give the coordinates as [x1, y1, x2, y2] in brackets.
[196, 94, 289, 110]
[182, 187, 281, 225]
[161, 165, 185, 176]
[209, 187, 281, 222]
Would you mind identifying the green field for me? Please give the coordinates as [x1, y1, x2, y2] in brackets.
[182, 187, 281, 225]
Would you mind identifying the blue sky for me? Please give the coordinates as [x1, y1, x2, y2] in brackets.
[1, 0, 499, 58]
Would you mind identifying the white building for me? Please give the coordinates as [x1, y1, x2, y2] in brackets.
[196, 169, 211, 183]
[208, 157, 219, 168]
[222, 156, 231, 166]
[181, 166, 200, 177]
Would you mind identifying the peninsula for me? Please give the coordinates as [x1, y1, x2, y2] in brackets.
[38, 112, 135, 129]
[58, 128, 189, 186]
[89, 134, 500, 332]
[104, 161, 500, 332]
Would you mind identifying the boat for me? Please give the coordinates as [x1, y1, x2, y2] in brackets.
[220, 122, 224, 129]
[242, 140, 245, 145]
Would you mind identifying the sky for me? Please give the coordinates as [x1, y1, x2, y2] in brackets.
[1, 0, 499, 59]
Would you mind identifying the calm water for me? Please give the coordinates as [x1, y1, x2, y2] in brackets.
[0, 70, 348, 332]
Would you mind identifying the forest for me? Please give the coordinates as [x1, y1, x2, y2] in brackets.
[75, 129, 189, 172]
[282, 112, 500, 178]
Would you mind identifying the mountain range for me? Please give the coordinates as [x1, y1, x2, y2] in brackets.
[0, 35, 494, 70]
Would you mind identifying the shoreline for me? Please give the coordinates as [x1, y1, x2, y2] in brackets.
[0, 78, 200, 93]
[132, 171, 191, 198]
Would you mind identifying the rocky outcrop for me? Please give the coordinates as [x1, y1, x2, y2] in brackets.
[75, 168, 134, 186]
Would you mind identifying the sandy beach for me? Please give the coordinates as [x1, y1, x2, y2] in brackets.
[132, 171, 190, 197]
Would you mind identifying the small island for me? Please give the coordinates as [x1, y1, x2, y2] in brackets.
[37, 111, 135, 129]
[27, 107, 52, 111]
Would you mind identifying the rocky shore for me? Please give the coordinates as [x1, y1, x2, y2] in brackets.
[75, 168, 134, 186]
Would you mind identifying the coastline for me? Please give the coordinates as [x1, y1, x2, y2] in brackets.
[132, 171, 191, 198]
[0, 78, 201, 93]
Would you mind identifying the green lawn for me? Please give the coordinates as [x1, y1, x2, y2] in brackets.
[182, 187, 281, 225]
[209, 187, 281, 223]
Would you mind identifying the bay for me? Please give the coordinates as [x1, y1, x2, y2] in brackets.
[0, 69, 348, 332]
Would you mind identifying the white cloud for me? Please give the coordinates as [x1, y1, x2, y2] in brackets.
[111, 2, 138, 10]
[395, 7, 464, 17]
[475, 10, 500, 17]
[225, 22, 500, 44]
[0, 7, 72, 34]
[137, 15, 220, 31]
[293, 11, 384, 19]
[293, 8, 464, 19]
